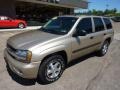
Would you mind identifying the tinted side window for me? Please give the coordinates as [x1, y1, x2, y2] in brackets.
[103, 18, 112, 29]
[94, 18, 105, 32]
[77, 18, 92, 34]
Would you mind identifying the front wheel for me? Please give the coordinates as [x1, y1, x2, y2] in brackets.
[18, 23, 25, 29]
[38, 55, 65, 84]
[97, 40, 110, 56]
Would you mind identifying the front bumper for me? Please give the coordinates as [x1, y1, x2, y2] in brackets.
[4, 49, 41, 79]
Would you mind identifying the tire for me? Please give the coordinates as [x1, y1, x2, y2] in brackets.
[38, 55, 65, 84]
[18, 23, 25, 29]
[97, 40, 110, 56]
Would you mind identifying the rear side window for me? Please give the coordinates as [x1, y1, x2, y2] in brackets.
[93, 17, 105, 32]
[103, 18, 112, 29]
[76, 18, 92, 34]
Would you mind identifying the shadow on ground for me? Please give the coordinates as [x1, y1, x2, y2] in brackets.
[67, 52, 97, 68]
[6, 52, 97, 86]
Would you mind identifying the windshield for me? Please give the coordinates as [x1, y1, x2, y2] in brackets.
[41, 17, 78, 35]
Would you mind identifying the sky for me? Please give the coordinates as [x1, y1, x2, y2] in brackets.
[75, 0, 120, 13]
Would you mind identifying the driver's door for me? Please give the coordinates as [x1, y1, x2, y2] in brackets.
[71, 17, 100, 60]
[4, 17, 15, 28]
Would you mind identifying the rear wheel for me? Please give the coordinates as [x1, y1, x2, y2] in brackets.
[38, 55, 65, 84]
[18, 23, 25, 29]
[97, 40, 110, 56]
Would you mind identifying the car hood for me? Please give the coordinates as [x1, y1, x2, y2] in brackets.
[7, 30, 61, 49]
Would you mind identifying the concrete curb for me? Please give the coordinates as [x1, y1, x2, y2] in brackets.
[0, 26, 41, 32]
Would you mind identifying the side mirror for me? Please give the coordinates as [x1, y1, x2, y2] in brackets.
[72, 30, 87, 37]
[79, 30, 87, 36]
[9, 20, 12, 22]
[72, 31, 79, 37]
[8, 18, 13, 21]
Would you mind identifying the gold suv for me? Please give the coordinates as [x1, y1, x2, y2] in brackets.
[4, 16, 114, 84]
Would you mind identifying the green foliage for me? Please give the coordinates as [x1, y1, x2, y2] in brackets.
[76, 8, 120, 16]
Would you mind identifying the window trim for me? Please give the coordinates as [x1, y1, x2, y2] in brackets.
[101, 17, 106, 30]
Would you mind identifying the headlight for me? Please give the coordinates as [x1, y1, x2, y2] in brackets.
[15, 50, 32, 63]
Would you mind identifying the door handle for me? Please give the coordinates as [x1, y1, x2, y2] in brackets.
[104, 33, 106, 35]
[90, 36, 94, 39]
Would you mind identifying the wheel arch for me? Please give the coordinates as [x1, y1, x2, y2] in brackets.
[40, 50, 68, 67]
[105, 37, 112, 44]
[18, 22, 25, 28]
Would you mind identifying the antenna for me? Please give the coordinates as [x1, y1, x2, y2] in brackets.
[106, 4, 109, 9]
[106, 0, 109, 9]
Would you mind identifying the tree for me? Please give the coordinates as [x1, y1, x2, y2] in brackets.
[75, 8, 120, 16]
[113, 8, 117, 14]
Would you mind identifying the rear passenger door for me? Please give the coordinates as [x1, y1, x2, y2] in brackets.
[103, 18, 113, 35]
[92, 17, 106, 49]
